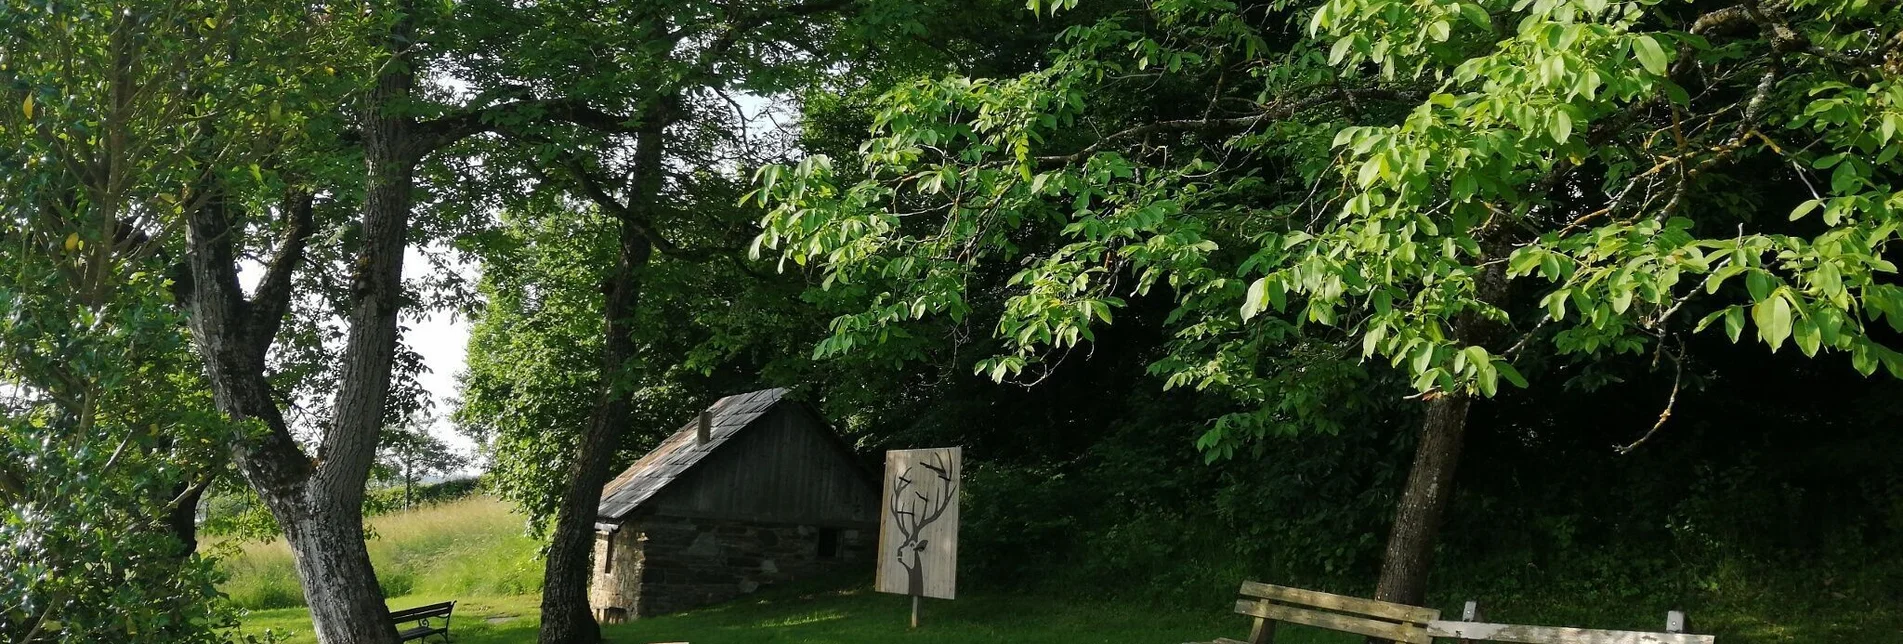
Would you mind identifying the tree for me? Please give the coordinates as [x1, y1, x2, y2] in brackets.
[752, 0, 1903, 607]
[376, 410, 469, 509]
[0, 2, 306, 640]
[438, 1, 1000, 639]
[167, 3, 674, 641]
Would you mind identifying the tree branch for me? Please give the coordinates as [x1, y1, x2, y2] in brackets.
[1034, 89, 1412, 167]
[558, 150, 730, 262]
[245, 189, 316, 356]
[414, 96, 656, 157]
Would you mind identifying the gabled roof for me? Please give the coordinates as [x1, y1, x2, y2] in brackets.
[596, 387, 789, 521]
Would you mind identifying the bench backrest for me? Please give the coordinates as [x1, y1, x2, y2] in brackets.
[388, 601, 455, 623]
[1232, 581, 1439, 644]
[1425, 620, 1715, 644]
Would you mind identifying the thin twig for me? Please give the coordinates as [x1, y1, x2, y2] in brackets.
[1616, 344, 1684, 454]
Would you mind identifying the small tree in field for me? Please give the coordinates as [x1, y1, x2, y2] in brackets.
[376, 411, 469, 509]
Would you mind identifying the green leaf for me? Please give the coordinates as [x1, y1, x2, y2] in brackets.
[1495, 361, 1529, 388]
[1789, 199, 1823, 221]
[1746, 271, 1771, 301]
[1362, 325, 1386, 358]
[1704, 264, 1743, 294]
[1241, 277, 1270, 320]
[1329, 36, 1356, 65]
[1724, 307, 1744, 343]
[1458, 3, 1492, 30]
[1852, 341, 1879, 376]
[1411, 344, 1434, 375]
[1357, 156, 1383, 187]
[1752, 294, 1792, 351]
[1553, 110, 1572, 144]
[1793, 318, 1821, 357]
[1632, 35, 1670, 76]
[1609, 285, 1632, 314]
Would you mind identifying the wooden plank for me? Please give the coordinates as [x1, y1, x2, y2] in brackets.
[1246, 615, 1276, 644]
[1425, 620, 1716, 644]
[1233, 599, 1430, 644]
[1237, 581, 1439, 623]
[876, 448, 961, 600]
[1458, 600, 1480, 644]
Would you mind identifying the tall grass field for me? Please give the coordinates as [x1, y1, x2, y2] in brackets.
[214, 496, 543, 610]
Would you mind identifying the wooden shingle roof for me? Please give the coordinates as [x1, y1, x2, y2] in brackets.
[596, 387, 788, 521]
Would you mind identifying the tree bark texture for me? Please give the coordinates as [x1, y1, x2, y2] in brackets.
[1372, 391, 1473, 606]
[538, 122, 666, 644]
[1373, 255, 1511, 608]
[176, 15, 428, 642]
[184, 186, 402, 644]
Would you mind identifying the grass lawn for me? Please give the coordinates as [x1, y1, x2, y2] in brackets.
[235, 586, 1377, 644]
[221, 497, 1903, 643]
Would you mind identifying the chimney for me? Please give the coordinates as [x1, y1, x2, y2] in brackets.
[697, 410, 712, 445]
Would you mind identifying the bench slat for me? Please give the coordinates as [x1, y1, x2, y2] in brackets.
[388, 601, 455, 622]
[397, 626, 446, 638]
[1426, 620, 1716, 644]
[1238, 581, 1438, 624]
[1234, 599, 1432, 644]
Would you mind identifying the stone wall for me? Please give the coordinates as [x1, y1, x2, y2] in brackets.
[589, 513, 874, 620]
[589, 527, 645, 623]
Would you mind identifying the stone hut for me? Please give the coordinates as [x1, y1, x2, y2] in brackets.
[588, 387, 879, 622]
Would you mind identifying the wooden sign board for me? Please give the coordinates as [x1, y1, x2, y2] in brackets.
[876, 447, 960, 600]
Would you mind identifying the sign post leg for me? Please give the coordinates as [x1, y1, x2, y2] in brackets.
[911, 595, 920, 629]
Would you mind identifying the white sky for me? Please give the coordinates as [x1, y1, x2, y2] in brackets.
[387, 89, 790, 469]
[403, 247, 477, 457]
[237, 248, 478, 464]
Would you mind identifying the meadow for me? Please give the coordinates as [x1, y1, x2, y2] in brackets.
[216, 496, 1313, 643]
[214, 496, 544, 611]
[218, 497, 1901, 643]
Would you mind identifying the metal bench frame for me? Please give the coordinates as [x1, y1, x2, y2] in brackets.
[387, 600, 456, 643]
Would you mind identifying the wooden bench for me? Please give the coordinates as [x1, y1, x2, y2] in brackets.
[1207, 583, 1718, 644]
[388, 601, 456, 643]
[1427, 600, 1715, 644]
[1214, 581, 1441, 644]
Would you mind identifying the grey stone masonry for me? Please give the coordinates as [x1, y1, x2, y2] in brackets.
[590, 513, 873, 621]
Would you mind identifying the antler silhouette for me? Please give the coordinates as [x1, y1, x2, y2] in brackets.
[889, 453, 957, 550]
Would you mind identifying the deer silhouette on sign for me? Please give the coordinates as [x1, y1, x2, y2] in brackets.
[888, 451, 957, 596]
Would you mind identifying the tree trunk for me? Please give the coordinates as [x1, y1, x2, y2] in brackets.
[175, 9, 424, 640]
[1373, 253, 1511, 608]
[1372, 391, 1473, 606]
[284, 507, 399, 643]
[166, 478, 208, 557]
[538, 123, 665, 644]
[183, 187, 403, 644]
